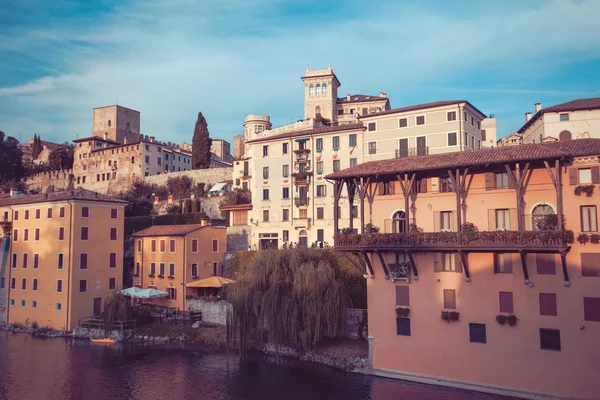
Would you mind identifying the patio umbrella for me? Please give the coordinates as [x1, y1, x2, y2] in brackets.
[186, 276, 235, 288]
[133, 288, 169, 298]
[120, 287, 144, 297]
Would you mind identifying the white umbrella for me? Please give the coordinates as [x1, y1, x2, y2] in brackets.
[133, 288, 169, 299]
[121, 287, 144, 297]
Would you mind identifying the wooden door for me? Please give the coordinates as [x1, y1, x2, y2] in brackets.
[416, 136, 426, 156]
[93, 298, 102, 317]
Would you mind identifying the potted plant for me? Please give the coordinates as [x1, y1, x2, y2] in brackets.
[577, 233, 590, 245]
[157, 274, 165, 279]
[496, 314, 518, 326]
[574, 184, 595, 197]
[590, 234, 600, 244]
[148, 274, 155, 278]
[168, 275, 175, 280]
[395, 306, 410, 317]
[441, 311, 460, 322]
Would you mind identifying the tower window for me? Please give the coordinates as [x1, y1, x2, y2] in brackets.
[309, 84, 315, 96]
[316, 84, 321, 96]
[322, 83, 327, 95]
[315, 106, 322, 119]
[108, 119, 111, 127]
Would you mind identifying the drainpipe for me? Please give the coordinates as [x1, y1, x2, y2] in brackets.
[66, 200, 74, 331]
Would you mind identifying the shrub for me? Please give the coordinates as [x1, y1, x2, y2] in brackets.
[365, 223, 380, 234]
[577, 233, 590, 245]
[441, 311, 460, 322]
[125, 198, 154, 217]
[31, 321, 39, 329]
[395, 307, 410, 317]
[590, 234, 600, 244]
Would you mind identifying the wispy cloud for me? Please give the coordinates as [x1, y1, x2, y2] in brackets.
[1, 0, 599, 142]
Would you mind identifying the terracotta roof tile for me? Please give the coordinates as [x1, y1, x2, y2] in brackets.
[245, 123, 365, 144]
[517, 98, 600, 133]
[0, 188, 127, 207]
[358, 100, 486, 119]
[131, 224, 207, 237]
[326, 139, 600, 180]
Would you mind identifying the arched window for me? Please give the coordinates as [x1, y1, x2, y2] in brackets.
[315, 106, 322, 119]
[108, 120, 111, 127]
[559, 130, 572, 142]
[392, 210, 407, 234]
[298, 230, 308, 247]
[322, 83, 327, 95]
[532, 204, 557, 231]
[309, 84, 315, 96]
[316, 84, 321, 96]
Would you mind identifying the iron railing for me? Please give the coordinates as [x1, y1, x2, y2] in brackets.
[395, 146, 429, 158]
[294, 197, 309, 207]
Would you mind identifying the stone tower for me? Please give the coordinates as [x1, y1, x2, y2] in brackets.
[301, 65, 340, 124]
[92, 105, 140, 144]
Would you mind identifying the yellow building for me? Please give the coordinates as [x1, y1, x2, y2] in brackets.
[131, 224, 227, 310]
[0, 189, 126, 331]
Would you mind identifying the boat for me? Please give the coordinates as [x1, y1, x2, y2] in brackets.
[90, 338, 116, 344]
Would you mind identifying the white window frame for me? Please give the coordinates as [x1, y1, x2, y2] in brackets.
[447, 132, 458, 147]
[398, 118, 408, 128]
[415, 115, 426, 126]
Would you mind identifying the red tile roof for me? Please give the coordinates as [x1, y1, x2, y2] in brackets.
[518, 98, 600, 133]
[358, 100, 487, 119]
[337, 94, 389, 104]
[73, 136, 120, 144]
[245, 123, 365, 144]
[220, 203, 252, 211]
[326, 139, 600, 180]
[0, 188, 127, 207]
[131, 224, 208, 237]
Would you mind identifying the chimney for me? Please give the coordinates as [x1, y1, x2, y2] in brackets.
[150, 136, 155, 143]
[535, 103, 542, 113]
[525, 112, 532, 122]
[346, 94, 351, 101]
[103, 132, 108, 140]
[124, 137, 127, 144]
[379, 92, 387, 98]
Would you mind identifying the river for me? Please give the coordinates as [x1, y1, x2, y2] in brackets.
[0, 332, 514, 400]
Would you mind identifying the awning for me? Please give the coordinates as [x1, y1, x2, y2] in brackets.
[120, 287, 144, 297]
[186, 276, 235, 288]
[131, 288, 168, 298]
[295, 138, 309, 143]
[208, 182, 227, 193]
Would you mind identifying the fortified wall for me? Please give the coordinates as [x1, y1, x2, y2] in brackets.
[142, 168, 232, 188]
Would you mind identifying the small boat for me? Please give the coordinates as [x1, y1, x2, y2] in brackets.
[90, 338, 116, 344]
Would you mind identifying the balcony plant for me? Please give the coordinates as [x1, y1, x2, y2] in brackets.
[574, 184, 595, 197]
[590, 234, 600, 244]
[157, 274, 165, 279]
[578, 233, 590, 245]
[395, 306, 410, 317]
[148, 274, 155, 278]
[364, 223, 380, 234]
[389, 261, 410, 280]
[496, 314, 518, 326]
[168, 275, 175, 280]
[0, 220, 12, 237]
[441, 311, 460, 322]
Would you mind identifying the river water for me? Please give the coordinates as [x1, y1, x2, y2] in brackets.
[0, 332, 513, 400]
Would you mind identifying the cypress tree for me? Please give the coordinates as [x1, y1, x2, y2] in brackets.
[192, 112, 212, 169]
[32, 134, 43, 160]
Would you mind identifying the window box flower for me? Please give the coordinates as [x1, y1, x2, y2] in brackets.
[496, 314, 518, 326]
[168, 275, 175, 280]
[441, 311, 459, 322]
[148, 274, 155, 278]
[395, 307, 410, 317]
[574, 184, 595, 197]
[157, 274, 165, 279]
[577, 233, 590, 245]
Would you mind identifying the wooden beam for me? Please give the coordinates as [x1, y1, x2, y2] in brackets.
[346, 179, 356, 231]
[365, 179, 378, 225]
[543, 160, 558, 187]
[354, 177, 368, 235]
[360, 251, 375, 277]
[519, 251, 530, 284]
[560, 250, 570, 287]
[459, 251, 471, 282]
[406, 251, 419, 280]
[397, 173, 415, 236]
[333, 180, 344, 237]
[375, 250, 390, 279]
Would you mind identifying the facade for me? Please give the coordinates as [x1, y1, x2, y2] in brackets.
[519, 98, 600, 144]
[131, 224, 227, 310]
[328, 139, 600, 399]
[93, 105, 141, 145]
[0, 189, 126, 331]
[497, 132, 522, 147]
[210, 139, 233, 163]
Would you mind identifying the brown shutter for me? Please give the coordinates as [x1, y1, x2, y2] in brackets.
[581, 253, 600, 277]
[485, 172, 494, 190]
[420, 178, 427, 193]
[434, 253, 442, 272]
[539, 293, 557, 316]
[455, 253, 463, 273]
[378, 183, 385, 196]
[507, 172, 516, 189]
[504, 253, 513, 273]
[488, 209, 496, 231]
[434, 211, 441, 232]
[592, 166, 600, 184]
[443, 289, 456, 309]
[431, 177, 439, 193]
[583, 297, 600, 322]
[536, 253, 556, 275]
[389, 182, 396, 195]
[509, 208, 518, 231]
[569, 168, 577, 185]
[499, 292, 514, 313]
[493, 253, 499, 273]
[396, 286, 410, 306]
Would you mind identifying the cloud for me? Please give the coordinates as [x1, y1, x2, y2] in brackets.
[1, 0, 599, 143]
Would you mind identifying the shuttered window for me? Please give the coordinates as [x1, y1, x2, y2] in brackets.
[109, 253, 117, 268]
[580, 206, 598, 232]
[443, 289, 456, 309]
[81, 227, 89, 240]
[151, 240, 156, 252]
[536, 254, 556, 275]
[581, 253, 600, 277]
[367, 123, 376, 132]
[160, 240, 166, 252]
[396, 286, 409, 306]
[569, 166, 600, 185]
[494, 253, 513, 274]
[192, 239, 198, 252]
[396, 318, 411, 336]
[170, 240, 176, 252]
[539, 293, 557, 316]
[469, 323, 486, 344]
[499, 292, 514, 313]
[80, 253, 88, 269]
[583, 297, 600, 322]
[540, 329, 561, 351]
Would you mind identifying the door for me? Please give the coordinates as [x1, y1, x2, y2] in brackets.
[93, 298, 102, 317]
[416, 136, 426, 156]
[398, 138, 408, 158]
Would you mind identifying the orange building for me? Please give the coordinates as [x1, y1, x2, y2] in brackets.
[0, 189, 126, 331]
[328, 139, 600, 399]
[131, 224, 227, 310]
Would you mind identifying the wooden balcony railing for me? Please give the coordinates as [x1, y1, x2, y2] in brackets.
[395, 146, 429, 158]
[334, 230, 574, 250]
[292, 172, 313, 185]
[294, 148, 311, 158]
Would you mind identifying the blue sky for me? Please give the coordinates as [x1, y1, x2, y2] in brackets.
[1, 0, 600, 145]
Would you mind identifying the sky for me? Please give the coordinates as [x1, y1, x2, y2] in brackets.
[1, 0, 600, 145]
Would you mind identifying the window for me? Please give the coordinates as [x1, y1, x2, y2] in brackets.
[317, 162, 323, 175]
[47, 208, 52, 218]
[464, 132, 468, 146]
[495, 209, 510, 230]
[59, 207, 65, 218]
[24, 229, 28, 241]
[13, 229, 17, 241]
[560, 113, 569, 121]
[349, 134, 357, 147]
[10, 278, 15, 289]
[583, 297, 600, 322]
[191, 263, 198, 277]
[263, 167, 269, 180]
[440, 177, 453, 193]
[282, 187, 289, 199]
[109, 278, 116, 290]
[350, 158, 357, 167]
[80, 253, 88, 269]
[396, 318, 411, 336]
[368, 142, 376, 155]
[263, 189, 269, 200]
[0, 277, 3, 289]
[82, 206, 89, 218]
[159, 263, 165, 276]
[540, 329, 561, 351]
[447, 111, 456, 121]
[317, 207, 324, 219]
[447, 132, 457, 146]
[283, 230, 289, 242]
[481, 130, 487, 141]
[150, 263, 156, 275]
[443, 289, 456, 309]
[317, 229, 324, 242]
[351, 206, 358, 218]
[21, 278, 26, 290]
[536, 253, 556, 275]
[398, 118, 408, 128]
[32, 300, 37, 308]
[56, 302, 62, 311]
[440, 211, 453, 231]
[581, 206, 597, 232]
[316, 185, 326, 197]
[282, 143, 288, 154]
[111, 208, 118, 219]
[471, 116, 474, 125]
[443, 253, 456, 271]
[14, 211, 18, 220]
[192, 239, 198, 252]
[263, 210, 269, 222]
[10, 299, 14, 306]
[151, 240, 157, 252]
[145, 155, 150, 164]
[58, 253, 64, 270]
[110, 228, 117, 240]
[212, 239, 219, 252]
[32, 278, 38, 291]
[315, 138, 323, 152]
[20, 300, 25, 307]
[282, 164, 289, 178]
[167, 287, 177, 300]
[367, 122, 376, 132]
[495, 172, 508, 189]
[135, 262, 140, 276]
[169, 263, 175, 276]
[578, 168, 592, 184]
[25, 210, 29, 220]
[35, 209, 40, 219]
[316, 84, 321, 96]
[282, 209, 289, 221]
[494, 253, 513, 274]
[581, 253, 600, 277]
[106, 252, 116, 269]
[469, 323, 486, 344]
[11, 253, 16, 268]
[332, 136, 340, 150]
[33, 254, 39, 269]
[332, 160, 341, 172]
[81, 227, 89, 240]
[169, 240, 175, 252]
[35, 228, 40, 241]
[79, 280, 87, 292]
[22, 254, 27, 269]
[57, 280, 63, 293]
[396, 286, 409, 306]
[263, 145, 268, 157]
[539, 293, 557, 316]
[499, 292, 514, 313]
[416, 115, 425, 125]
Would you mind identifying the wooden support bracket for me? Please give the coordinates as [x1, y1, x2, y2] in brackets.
[459, 251, 471, 282]
[360, 251, 375, 277]
[375, 250, 390, 279]
[560, 250, 570, 287]
[406, 251, 419, 280]
[519, 251, 530, 284]
[337, 251, 367, 277]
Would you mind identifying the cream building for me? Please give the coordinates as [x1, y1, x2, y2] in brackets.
[234, 66, 491, 249]
[519, 98, 600, 144]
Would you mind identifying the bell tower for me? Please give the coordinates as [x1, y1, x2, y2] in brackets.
[301, 64, 340, 124]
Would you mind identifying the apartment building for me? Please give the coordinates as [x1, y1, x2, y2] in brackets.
[0, 189, 126, 330]
[497, 132, 522, 147]
[131, 224, 226, 310]
[327, 139, 600, 399]
[520, 98, 600, 144]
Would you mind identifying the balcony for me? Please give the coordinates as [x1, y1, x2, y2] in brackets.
[294, 148, 311, 159]
[294, 197, 309, 207]
[292, 171, 313, 185]
[395, 146, 429, 158]
[293, 217, 311, 228]
[334, 230, 574, 252]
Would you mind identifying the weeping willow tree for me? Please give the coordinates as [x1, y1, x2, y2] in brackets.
[227, 248, 354, 351]
[102, 293, 131, 336]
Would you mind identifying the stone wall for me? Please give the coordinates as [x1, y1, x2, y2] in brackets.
[226, 225, 251, 253]
[25, 169, 73, 193]
[143, 167, 232, 188]
[340, 308, 368, 340]
[153, 196, 224, 220]
[186, 299, 232, 325]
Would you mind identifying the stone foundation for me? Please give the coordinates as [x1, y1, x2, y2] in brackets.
[186, 299, 232, 325]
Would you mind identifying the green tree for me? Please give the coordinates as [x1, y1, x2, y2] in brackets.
[192, 112, 212, 169]
[167, 175, 193, 199]
[0, 131, 24, 181]
[31, 134, 43, 160]
[124, 198, 154, 217]
[48, 145, 74, 170]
